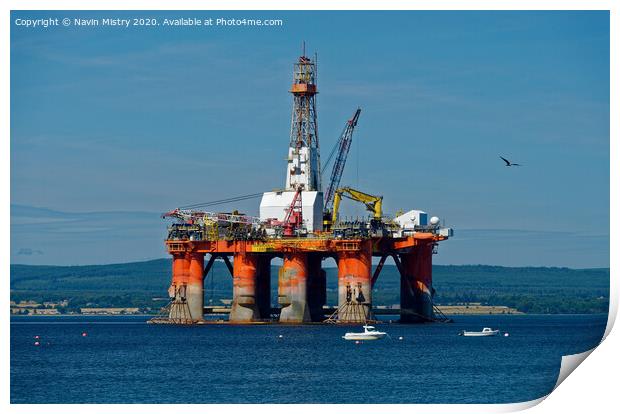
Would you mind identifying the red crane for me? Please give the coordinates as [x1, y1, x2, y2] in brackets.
[282, 186, 303, 237]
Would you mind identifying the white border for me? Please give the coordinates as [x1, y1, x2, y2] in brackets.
[2, 1, 616, 413]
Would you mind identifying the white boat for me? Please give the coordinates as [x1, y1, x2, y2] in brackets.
[342, 325, 387, 341]
[459, 327, 499, 337]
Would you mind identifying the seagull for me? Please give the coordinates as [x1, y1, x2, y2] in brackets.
[500, 156, 522, 167]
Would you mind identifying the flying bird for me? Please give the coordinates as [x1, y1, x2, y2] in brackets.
[500, 156, 522, 167]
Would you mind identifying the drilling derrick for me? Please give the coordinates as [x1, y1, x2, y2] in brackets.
[260, 52, 323, 232]
[287, 54, 321, 191]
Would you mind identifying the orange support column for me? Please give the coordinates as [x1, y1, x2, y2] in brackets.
[187, 253, 205, 321]
[172, 254, 190, 291]
[279, 253, 311, 323]
[399, 242, 434, 323]
[337, 240, 372, 322]
[307, 253, 326, 322]
[169, 254, 191, 321]
[230, 253, 260, 323]
[169, 254, 185, 297]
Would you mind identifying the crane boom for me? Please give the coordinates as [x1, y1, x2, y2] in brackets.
[332, 187, 383, 224]
[323, 108, 361, 212]
[162, 208, 261, 226]
[282, 186, 304, 237]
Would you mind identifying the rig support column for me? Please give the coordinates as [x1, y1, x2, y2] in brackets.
[279, 253, 311, 323]
[307, 253, 327, 322]
[170, 254, 188, 295]
[169, 254, 191, 321]
[187, 253, 205, 321]
[399, 243, 434, 323]
[230, 253, 260, 323]
[337, 240, 372, 322]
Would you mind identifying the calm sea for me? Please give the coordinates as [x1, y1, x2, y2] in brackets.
[10, 314, 607, 404]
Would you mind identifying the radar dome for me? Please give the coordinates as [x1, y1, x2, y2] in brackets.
[430, 216, 440, 225]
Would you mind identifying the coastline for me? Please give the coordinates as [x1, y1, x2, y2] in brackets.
[9, 311, 612, 318]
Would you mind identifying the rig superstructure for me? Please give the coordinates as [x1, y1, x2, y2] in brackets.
[153, 50, 453, 325]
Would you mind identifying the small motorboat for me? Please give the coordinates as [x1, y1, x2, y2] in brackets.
[459, 327, 499, 337]
[342, 325, 387, 341]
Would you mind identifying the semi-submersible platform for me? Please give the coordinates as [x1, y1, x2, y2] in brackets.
[152, 51, 453, 325]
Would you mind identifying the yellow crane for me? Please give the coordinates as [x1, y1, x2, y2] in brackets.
[330, 187, 383, 225]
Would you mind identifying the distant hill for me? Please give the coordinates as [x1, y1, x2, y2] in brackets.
[10, 259, 610, 314]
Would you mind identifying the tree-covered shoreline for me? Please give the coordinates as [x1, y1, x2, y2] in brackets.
[10, 259, 609, 314]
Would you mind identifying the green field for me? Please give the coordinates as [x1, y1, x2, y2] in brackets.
[10, 259, 609, 314]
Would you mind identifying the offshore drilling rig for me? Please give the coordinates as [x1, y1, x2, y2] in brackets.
[153, 50, 453, 325]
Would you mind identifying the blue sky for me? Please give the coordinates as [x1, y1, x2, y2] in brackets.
[10, 11, 609, 267]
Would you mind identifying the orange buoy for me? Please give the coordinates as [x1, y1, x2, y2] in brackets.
[34, 341, 40, 346]
[81, 332, 87, 337]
